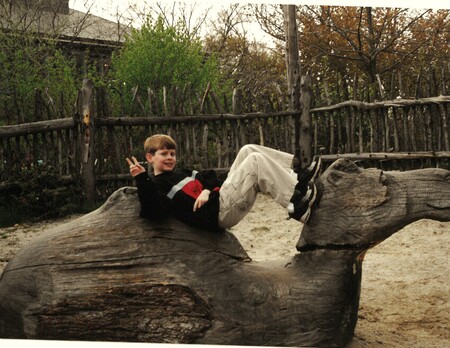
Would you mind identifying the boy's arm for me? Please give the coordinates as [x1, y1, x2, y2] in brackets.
[192, 170, 222, 212]
[193, 189, 211, 212]
[126, 156, 170, 220]
[134, 173, 170, 220]
[198, 169, 223, 191]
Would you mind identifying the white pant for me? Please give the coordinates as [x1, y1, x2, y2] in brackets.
[218, 144, 298, 229]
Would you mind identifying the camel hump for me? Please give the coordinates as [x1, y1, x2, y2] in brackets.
[0, 187, 250, 341]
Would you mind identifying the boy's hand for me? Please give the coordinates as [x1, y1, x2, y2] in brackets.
[193, 189, 211, 212]
[126, 156, 146, 177]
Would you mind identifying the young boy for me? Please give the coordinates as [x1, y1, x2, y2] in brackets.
[126, 134, 321, 231]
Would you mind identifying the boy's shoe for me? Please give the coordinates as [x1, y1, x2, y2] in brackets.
[297, 156, 322, 188]
[287, 183, 318, 223]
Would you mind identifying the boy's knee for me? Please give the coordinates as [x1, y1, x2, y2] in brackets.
[240, 144, 259, 156]
[246, 152, 264, 169]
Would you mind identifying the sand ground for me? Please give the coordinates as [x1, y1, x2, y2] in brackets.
[1, 193, 449, 347]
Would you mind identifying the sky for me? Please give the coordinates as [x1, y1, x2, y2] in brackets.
[69, 0, 279, 46]
[68, 0, 449, 49]
[69, 0, 450, 17]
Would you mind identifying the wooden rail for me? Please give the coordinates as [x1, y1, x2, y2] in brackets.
[310, 96, 450, 113]
[0, 118, 76, 137]
[320, 151, 450, 162]
[95, 111, 299, 126]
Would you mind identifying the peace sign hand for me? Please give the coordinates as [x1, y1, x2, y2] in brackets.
[126, 156, 146, 177]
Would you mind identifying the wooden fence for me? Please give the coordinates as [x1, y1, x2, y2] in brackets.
[1, 79, 450, 202]
[0, 80, 299, 201]
[311, 95, 450, 155]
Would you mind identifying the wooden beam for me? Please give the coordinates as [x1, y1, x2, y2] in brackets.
[311, 95, 450, 114]
[320, 151, 450, 162]
[95, 112, 299, 126]
[0, 118, 75, 138]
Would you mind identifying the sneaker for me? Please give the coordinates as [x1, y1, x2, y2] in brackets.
[297, 156, 322, 187]
[287, 183, 318, 223]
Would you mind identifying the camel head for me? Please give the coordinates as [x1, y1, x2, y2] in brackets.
[297, 159, 450, 251]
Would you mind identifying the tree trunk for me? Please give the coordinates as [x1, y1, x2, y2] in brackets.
[0, 160, 449, 347]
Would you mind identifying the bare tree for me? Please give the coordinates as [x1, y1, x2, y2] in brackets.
[118, 1, 211, 39]
[300, 6, 440, 83]
[249, 3, 285, 42]
[249, 5, 448, 96]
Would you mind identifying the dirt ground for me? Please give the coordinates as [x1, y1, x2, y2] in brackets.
[1, 193, 449, 347]
[230, 194, 450, 348]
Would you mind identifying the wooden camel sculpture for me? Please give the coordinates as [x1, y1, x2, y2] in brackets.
[0, 159, 448, 347]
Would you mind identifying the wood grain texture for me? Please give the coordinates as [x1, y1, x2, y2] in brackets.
[1, 159, 449, 347]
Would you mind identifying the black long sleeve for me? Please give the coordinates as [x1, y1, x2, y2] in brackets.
[196, 169, 223, 191]
[134, 172, 171, 221]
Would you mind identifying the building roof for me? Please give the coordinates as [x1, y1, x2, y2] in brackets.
[62, 9, 130, 44]
[1, 2, 131, 46]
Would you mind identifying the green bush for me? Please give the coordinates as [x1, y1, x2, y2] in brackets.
[108, 15, 221, 115]
[0, 32, 77, 124]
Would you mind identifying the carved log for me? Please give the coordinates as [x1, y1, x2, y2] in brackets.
[298, 159, 450, 251]
[0, 159, 448, 347]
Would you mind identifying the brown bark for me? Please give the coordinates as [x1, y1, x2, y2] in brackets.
[298, 159, 450, 250]
[320, 151, 450, 163]
[311, 95, 450, 113]
[299, 75, 312, 167]
[79, 78, 95, 205]
[0, 160, 449, 347]
[0, 118, 75, 137]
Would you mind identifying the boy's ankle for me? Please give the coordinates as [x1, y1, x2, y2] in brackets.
[297, 157, 322, 187]
[288, 183, 318, 223]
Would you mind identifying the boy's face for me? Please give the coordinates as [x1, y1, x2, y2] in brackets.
[146, 147, 176, 175]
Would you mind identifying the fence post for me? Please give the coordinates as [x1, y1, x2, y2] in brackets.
[282, 4, 301, 160]
[300, 75, 312, 166]
[79, 79, 96, 206]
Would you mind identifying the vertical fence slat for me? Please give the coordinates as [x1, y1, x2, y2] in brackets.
[57, 130, 63, 175]
[409, 108, 418, 152]
[337, 115, 343, 154]
[192, 123, 199, 163]
[383, 108, 390, 151]
[440, 103, 450, 151]
[425, 105, 433, 151]
[32, 134, 39, 169]
[358, 110, 363, 153]
[392, 108, 400, 152]
[369, 110, 375, 152]
[0, 138, 4, 177]
[202, 123, 209, 168]
[402, 107, 409, 151]
[222, 121, 229, 166]
[6, 138, 13, 172]
[183, 123, 190, 163]
[108, 126, 120, 175]
[329, 112, 335, 154]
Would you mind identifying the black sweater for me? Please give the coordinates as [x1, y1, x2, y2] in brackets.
[135, 168, 223, 230]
